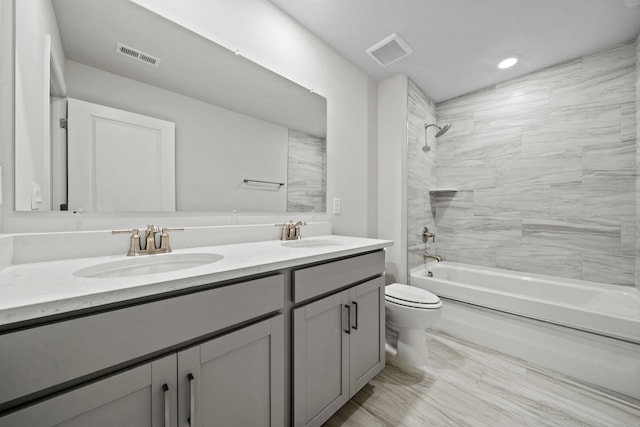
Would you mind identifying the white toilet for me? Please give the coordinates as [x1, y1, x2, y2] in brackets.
[385, 283, 442, 367]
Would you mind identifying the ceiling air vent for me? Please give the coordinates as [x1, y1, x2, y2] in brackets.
[366, 33, 412, 67]
[116, 42, 161, 67]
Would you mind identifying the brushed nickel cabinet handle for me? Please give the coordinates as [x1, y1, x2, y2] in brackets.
[187, 373, 195, 426]
[352, 301, 359, 330]
[344, 304, 351, 334]
[162, 383, 170, 427]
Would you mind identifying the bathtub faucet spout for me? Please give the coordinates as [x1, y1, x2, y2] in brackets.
[423, 251, 442, 262]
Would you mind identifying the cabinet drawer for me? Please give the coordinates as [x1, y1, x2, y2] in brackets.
[0, 274, 284, 408]
[292, 251, 384, 304]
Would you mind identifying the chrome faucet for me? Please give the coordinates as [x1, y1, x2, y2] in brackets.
[423, 251, 443, 262]
[278, 220, 307, 240]
[422, 227, 441, 261]
[113, 224, 184, 256]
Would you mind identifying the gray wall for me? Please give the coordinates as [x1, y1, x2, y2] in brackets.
[636, 34, 640, 288]
[406, 80, 437, 271]
[433, 41, 637, 286]
[287, 130, 326, 213]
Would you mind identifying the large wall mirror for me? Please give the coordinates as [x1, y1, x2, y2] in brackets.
[14, 0, 327, 213]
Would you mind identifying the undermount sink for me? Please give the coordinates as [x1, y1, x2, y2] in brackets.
[281, 239, 344, 248]
[73, 253, 224, 279]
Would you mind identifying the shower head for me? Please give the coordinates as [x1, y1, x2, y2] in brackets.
[424, 123, 452, 137]
[422, 123, 452, 152]
[435, 123, 451, 137]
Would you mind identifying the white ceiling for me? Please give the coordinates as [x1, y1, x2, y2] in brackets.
[270, 0, 640, 102]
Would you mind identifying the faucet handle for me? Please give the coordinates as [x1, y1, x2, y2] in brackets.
[112, 228, 141, 256]
[159, 227, 183, 252]
[276, 222, 295, 240]
[422, 226, 435, 242]
[112, 228, 139, 235]
[292, 220, 306, 239]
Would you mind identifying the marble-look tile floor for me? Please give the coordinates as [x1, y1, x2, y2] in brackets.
[325, 332, 640, 427]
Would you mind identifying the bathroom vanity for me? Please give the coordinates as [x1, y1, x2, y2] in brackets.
[0, 232, 391, 427]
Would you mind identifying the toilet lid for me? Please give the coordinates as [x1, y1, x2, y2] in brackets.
[385, 283, 440, 307]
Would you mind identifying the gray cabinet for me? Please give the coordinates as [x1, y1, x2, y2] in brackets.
[0, 249, 386, 427]
[0, 316, 283, 427]
[177, 315, 284, 427]
[0, 274, 285, 427]
[293, 290, 350, 427]
[348, 278, 385, 394]
[0, 275, 284, 408]
[0, 354, 177, 427]
[292, 276, 384, 427]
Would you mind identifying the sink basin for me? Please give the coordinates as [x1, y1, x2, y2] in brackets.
[281, 239, 344, 248]
[74, 253, 224, 278]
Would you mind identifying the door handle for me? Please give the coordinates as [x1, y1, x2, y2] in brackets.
[187, 373, 195, 426]
[162, 383, 170, 427]
[344, 304, 351, 334]
[352, 301, 359, 330]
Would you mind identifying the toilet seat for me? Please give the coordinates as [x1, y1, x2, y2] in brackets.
[385, 283, 441, 309]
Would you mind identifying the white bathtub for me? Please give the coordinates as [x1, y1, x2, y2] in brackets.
[410, 262, 640, 400]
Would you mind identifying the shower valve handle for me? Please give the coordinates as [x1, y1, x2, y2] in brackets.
[422, 227, 435, 243]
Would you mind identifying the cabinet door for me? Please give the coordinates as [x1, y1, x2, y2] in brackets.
[292, 291, 350, 427]
[0, 354, 177, 427]
[349, 277, 385, 396]
[177, 316, 284, 427]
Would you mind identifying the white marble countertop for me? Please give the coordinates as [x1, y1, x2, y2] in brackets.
[0, 235, 392, 327]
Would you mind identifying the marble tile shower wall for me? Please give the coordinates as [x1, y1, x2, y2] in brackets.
[407, 80, 437, 270]
[636, 34, 640, 288]
[286, 129, 327, 213]
[434, 41, 637, 286]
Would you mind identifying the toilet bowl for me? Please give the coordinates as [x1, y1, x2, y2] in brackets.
[385, 283, 442, 367]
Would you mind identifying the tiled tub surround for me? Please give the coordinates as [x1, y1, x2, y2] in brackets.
[0, 223, 390, 326]
[636, 33, 640, 287]
[410, 263, 640, 400]
[433, 40, 637, 285]
[406, 80, 438, 271]
[287, 129, 327, 212]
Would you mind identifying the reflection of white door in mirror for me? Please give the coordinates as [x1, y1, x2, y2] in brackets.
[67, 99, 176, 212]
[50, 98, 67, 210]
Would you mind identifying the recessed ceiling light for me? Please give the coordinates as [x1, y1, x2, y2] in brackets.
[498, 56, 519, 69]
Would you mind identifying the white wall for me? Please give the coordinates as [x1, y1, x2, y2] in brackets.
[1, 0, 378, 236]
[377, 74, 408, 284]
[66, 60, 289, 212]
[129, 0, 377, 237]
[0, 0, 14, 228]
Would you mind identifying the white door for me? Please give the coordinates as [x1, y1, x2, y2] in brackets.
[67, 98, 175, 212]
[50, 97, 67, 210]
